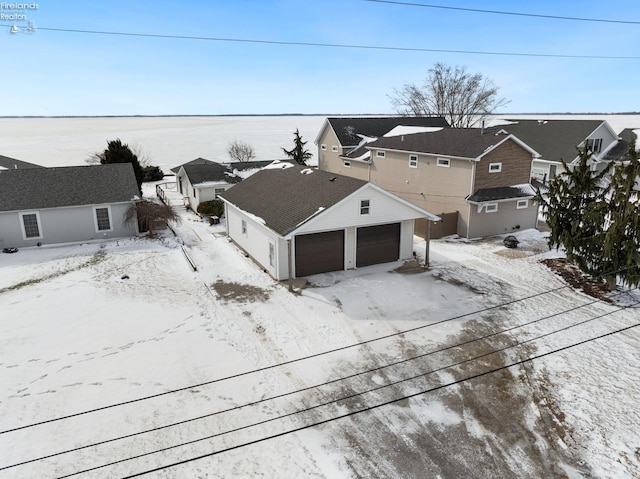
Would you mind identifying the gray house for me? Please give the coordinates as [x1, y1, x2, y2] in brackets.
[0, 163, 140, 249]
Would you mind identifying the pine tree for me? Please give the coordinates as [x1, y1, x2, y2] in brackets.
[538, 143, 640, 290]
[282, 129, 312, 166]
[601, 141, 640, 288]
[97, 139, 144, 192]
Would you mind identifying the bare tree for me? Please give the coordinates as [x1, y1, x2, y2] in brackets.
[227, 140, 255, 162]
[125, 199, 181, 237]
[389, 62, 509, 128]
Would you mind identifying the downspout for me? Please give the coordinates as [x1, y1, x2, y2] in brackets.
[287, 239, 293, 292]
[425, 218, 431, 268]
[467, 160, 476, 238]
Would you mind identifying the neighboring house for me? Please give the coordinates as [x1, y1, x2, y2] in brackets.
[0, 154, 43, 170]
[486, 119, 619, 183]
[0, 163, 140, 249]
[364, 129, 541, 239]
[172, 158, 277, 212]
[315, 116, 449, 180]
[219, 164, 439, 280]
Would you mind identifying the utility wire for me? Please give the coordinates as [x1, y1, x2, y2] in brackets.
[0, 282, 573, 435]
[3, 25, 640, 60]
[116, 318, 640, 478]
[364, 0, 640, 25]
[7, 286, 629, 472]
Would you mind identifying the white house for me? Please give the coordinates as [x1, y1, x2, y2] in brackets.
[219, 163, 440, 280]
[0, 163, 140, 249]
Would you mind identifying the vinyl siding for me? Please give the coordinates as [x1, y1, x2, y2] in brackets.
[473, 139, 534, 191]
[0, 202, 137, 249]
[467, 199, 538, 238]
[317, 126, 370, 181]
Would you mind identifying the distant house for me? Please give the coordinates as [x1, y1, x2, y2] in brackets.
[172, 158, 277, 212]
[363, 129, 541, 239]
[486, 119, 620, 182]
[219, 164, 439, 280]
[0, 154, 43, 170]
[0, 164, 140, 249]
[315, 116, 449, 180]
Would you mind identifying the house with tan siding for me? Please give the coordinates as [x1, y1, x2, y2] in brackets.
[315, 117, 449, 181]
[363, 129, 541, 239]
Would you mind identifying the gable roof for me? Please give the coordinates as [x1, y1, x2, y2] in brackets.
[170, 157, 217, 174]
[219, 165, 369, 236]
[0, 154, 43, 170]
[603, 128, 638, 162]
[319, 116, 450, 147]
[486, 119, 608, 163]
[181, 163, 242, 187]
[368, 129, 537, 159]
[0, 163, 140, 212]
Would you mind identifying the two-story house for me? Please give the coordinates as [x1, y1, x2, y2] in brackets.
[486, 119, 620, 183]
[363, 129, 540, 239]
[315, 116, 449, 180]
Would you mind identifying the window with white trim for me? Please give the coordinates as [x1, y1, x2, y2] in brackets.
[376, 150, 385, 158]
[489, 162, 502, 173]
[484, 203, 498, 213]
[409, 154, 418, 168]
[94, 206, 112, 232]
[241, 220, 247, 234]
[586, 138, 602, 153]
[331, 145, 339, 153]
[321, 144, 327, 151]
[343, 160, 351, 168]
[516, 199, 529, 209]
[20, 212, 41, 239]
[214, 188, 226, 198]
[360, 199, 370, 215]
[437, 157, 450, 167]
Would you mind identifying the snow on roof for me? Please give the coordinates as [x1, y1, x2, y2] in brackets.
[300, 168, 314, 175]
[383, 126, 444, 137]
[263, 160, 294, 170]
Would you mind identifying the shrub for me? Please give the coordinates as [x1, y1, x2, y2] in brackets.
[197, 199, 225, 217]
[142, 166, 165, 182]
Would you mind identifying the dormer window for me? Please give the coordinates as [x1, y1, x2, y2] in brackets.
[586, 138, 602, 153]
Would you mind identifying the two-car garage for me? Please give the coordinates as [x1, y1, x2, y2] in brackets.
[294, 223, 401, 277]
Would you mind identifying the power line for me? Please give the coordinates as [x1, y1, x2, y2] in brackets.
[7, 286, 625, 472]
[3, 25, 640, 60]
[364, 0, 640, 25]
[0, 281, 573, 435]
[118, 318, 640, 478]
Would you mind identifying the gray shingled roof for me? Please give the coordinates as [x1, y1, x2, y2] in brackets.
[0, 163, 140, 212]
[368, 128, 513, 158]
[603, 128, 638, 161]
[219, 165, 367, 236]
[0, 154, 43, 170]
[486, 119, 605, 163]
[467, 184, 537, 202]
[170, 157, 217, 174]
[327, 117, 450, 146]
[182, 163, 242, 186]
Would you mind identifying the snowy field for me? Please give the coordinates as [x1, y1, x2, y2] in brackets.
[1, 114, 640, 477]
[1, 189, 639, 477]
[0, 114, 638, 173]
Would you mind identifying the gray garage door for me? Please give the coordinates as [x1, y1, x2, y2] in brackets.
[356, 223, 401, 267]
[295, 230, 344, 277]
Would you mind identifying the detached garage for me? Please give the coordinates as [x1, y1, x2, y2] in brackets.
[220, 163, 439, 280]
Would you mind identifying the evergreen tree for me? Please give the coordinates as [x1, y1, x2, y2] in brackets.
[282, 129, 312, 166]
[97, 139, 144, 192]
[538, 143, 640, 290]
[601, 141, 640, 288]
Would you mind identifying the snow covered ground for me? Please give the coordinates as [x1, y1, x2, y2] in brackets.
[1, 184, 639, 477]
[1, 114, 639, 477]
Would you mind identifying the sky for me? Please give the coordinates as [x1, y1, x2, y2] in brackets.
[2, 0, 640, 116]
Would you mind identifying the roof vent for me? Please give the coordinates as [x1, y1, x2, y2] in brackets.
[329, 177, 337, 182]
[300, 168, 314, 175]
[537, 120, 548, 125]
